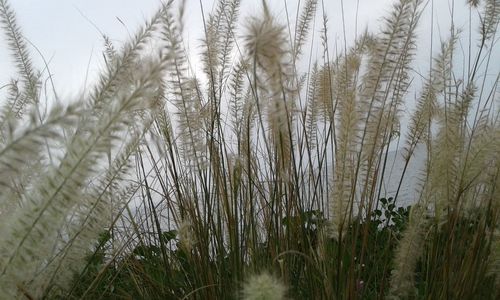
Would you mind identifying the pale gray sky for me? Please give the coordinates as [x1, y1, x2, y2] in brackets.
[0, 0, 495, 101]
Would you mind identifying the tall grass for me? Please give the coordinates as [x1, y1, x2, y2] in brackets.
[0, 0, 498, 299]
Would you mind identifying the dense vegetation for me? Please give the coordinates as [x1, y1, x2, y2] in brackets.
[0, 0, 498, 299]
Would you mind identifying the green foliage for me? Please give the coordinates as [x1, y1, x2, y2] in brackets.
[66, 201, 409, 299]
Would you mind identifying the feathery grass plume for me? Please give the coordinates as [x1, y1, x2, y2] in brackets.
[0, 80, 21, 137]
[387, 205, 426, 299]
[316, 62, 336, 121]
[0, 0, 50, 183]
[396, 35, 456, 204]
[468, 0, 481, 7]
[0, 0, 40, 114]
[349, 0, 422, 221]
[456, 114, 499, 212]
[244, 1, 287, 78]
[293, 0, 318, 60]
[304, 59, 335, 150]
[202, 0, 241, 85]
[200, 0, 223, 77]
[395, 71, 438, 202]
[405, 33, 458, 205]
[173, 75, 207, 167]
[463, 123, 499, 210]
[0, 104, 79, 203]
[430, 84, 477, 219]
[329, 43, 364, 239]
[161, 3, 207, 167]
[49, 184, 140, 297]
[35, 119, 153, 297]
[229, 59, 249, 140]
[304, 63, 320, 149]
[178, 218, 196, 252]
[400, 34, 458, 162]
[241, 272, 286, 300]
[480, 0, 500, 41]
[244, 0, 294, 175]
[238, 88, 257, 168]
[0, 55, 166, 297]
[102, 35, 118, 67]
[433, 35, 457, 92]
[0, 106, 81, 297]
[88, 2, 169, 113]
[200, 1, 245, 247]
[400, 82, 435, 158]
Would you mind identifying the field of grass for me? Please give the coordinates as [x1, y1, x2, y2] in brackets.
[0, 0, 499, 299]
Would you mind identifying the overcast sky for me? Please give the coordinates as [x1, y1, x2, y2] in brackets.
[0, 0, 495, 101]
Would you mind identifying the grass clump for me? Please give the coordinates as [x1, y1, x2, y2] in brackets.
[0, 0, 499, 299]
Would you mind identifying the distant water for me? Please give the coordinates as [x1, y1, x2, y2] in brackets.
[378, 144, 427, 208]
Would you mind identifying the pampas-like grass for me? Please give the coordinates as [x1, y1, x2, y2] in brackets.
[481, 0, 500, 41]
[329, 43, 364, 240]
[0, 0, 170, 297]
[244, 0, 296, 181]
[0, 57, 166, 297]
[0, 0, 39, 113]
[388, 1, 499, 295]
[293, 0, 318, 60]
[356, 0, 422, 212]
[0, 0, 498, 298]
[387, 206, 426, 299]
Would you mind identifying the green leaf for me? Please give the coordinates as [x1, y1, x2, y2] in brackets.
[162, 230, 178, 243]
